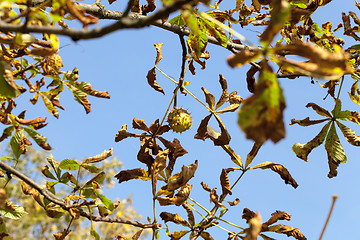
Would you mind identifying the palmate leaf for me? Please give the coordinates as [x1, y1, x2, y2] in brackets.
[238, 60, 286, 144]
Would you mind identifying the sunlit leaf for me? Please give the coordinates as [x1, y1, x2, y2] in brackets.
[115, 168, 150, 183]
[238, 61, 285, 143]
[292, 122, 330, 161]
[0, 60, 20, 98]
[0, 201, 27, 220]
[325, 122, 346, 178]
[82, 148, 113, 164]
[23, 127, 52, 150]
[58, 159, 80, 171]
[160, 212, 190, 227]
[147, 67, 165, 95]
[250, 161, 298, 188]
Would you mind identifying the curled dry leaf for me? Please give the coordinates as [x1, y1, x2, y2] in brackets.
[290, 117, 329, 126]
[227, 49, 261, 68]
[201, 87, 216, 110]
[216, 74, 229, 110]
[182, 203, 195, 227]
[115, 124, 137, 142]
[210, 188, 226, 209]
[242, 208, 256, 223]
[114, 168, 150, 183]
[220, 168, 234, 196]
[157, 184, 192, 206]
[65, 0, 98, 27]
[154, 43, 163, 66]
[263, 210, 291, 228]
[227, 198, 240, 207]
[246, 65, 259, 93]
[305, 103, 332, 117]
[200, 232, 215, 240]
[158, 160, 198, 195]
[159, 212, 190, 227]
[336, 121, 360, 146]
[132, 118, 149, 132]
[268, 224, 306, 240]
[132, 229, 143, 240]
[249, 161, 298, 188]
[200, 182, 211, 192]
[194, 114, 212, 140]
[151, 149, 169, 195]
[292, 122, 330, 161]
[83, 148, 113, 164]
[146, 67, 165, 95]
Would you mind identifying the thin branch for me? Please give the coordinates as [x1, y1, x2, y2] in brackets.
[319, 195, 338, 240]
[0, 160, 157, 229]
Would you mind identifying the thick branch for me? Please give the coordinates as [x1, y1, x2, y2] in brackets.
[0, 160, 156, 229]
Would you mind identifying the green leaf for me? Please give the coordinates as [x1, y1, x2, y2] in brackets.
[0, 202, 28, 220]
[96, 193, 114, 211]
[238, 61, 286, 143]
[325, 122, 347, 163]
[58, 159, 80, 171]
[40, 92, 59, 118]
[292, 122, 330, 161]
[81, 164, 102, 173]
[168, 15, 185, 26]
[10, 129, 27, 160]
[47, 154, 62, 179]
[0, 60, 20, 98]
[23, 127, 52, 150]
[169, 230, 189, 240]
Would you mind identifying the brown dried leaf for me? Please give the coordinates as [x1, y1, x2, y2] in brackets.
[158, 138, 188, 177]
[157, 184, 192, 206]
[201, 182, 211, 192]
[83, 148, 113, 164]
[182, 203, 195, 227]
[215, 74, 229, 110]
[114, 168, 150, 183]
[159, 161, 198, 194]
[147, 67, 165, 95]
[220, 168, 234, 196]
[201, 87, 216, 110]
[53, 230, 71, 240]
[250, 162, 298, 188]
[245, 142, 262, 168]
[159, 212, 190, 227]
[15, 116, 47, 127]
[137, 137, 155, 167]
[143, 0, 156, 14]
[305, 103, 332, 117]
[115, 124, 136, 142]
[227, 198, 240, 206]
[263, 210, 291, 227]
[216, 103, 240, 114]
[227, 49, 261, 68]
[132, 229, 143, 240]
[290, 117, 329, 126]
[132, 118, 149, 132]
[242, 208, 256, 223]
[211, 114, 231, 146]
[154, 43, 163, 66]
[268, 224, 306, 240]
[194, 114, 212, 140]
[66, 0, 98, 27]
[29, 47, 56, 57]
[200, 232, 215, 240]
[151, 149, 169, 195]
[210, 188, 226, 209]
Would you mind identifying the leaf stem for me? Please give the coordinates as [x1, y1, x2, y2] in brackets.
[336, 76, 345, 101]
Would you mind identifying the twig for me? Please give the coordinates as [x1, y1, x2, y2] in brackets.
[319, 195, 338, 240]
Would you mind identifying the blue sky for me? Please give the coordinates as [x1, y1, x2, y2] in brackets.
[2, 0, 360, 239]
